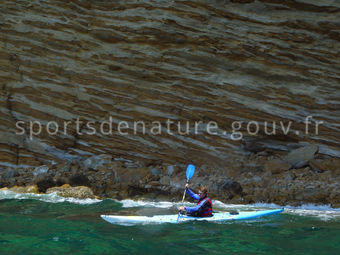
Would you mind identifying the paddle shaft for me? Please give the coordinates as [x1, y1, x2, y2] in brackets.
[177, 182, 189, 222]
[181, 183, 188, 204]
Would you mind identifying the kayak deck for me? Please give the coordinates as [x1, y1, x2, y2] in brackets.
[101, 208, 284, 225]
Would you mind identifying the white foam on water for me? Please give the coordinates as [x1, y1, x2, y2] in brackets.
[280, 204, 340, 221]
[0, 190, 101, 205]
[1, 190, 339, 220]
[117, 199, 340, 221]
[217, 202, 340, 221]
[119, 199, 175, 208]
[214, 202, 340, 221]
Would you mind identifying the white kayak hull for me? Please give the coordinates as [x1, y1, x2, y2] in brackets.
[101, 209, 284, 225]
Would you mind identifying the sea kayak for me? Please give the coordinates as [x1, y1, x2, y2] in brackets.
[101, 208, 284, 225]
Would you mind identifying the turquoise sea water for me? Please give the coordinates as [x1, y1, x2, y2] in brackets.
[0, 191, 339, 255]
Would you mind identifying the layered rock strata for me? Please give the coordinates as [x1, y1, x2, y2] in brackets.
[0, 0, 339, 206]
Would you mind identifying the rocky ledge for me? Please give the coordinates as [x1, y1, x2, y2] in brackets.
[1, 145, 339, 208]
[1, 184, 96, 200]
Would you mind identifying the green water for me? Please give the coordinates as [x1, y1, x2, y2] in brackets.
[0, 198, 339, 255]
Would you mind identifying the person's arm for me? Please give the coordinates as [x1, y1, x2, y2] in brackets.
[186, 188, 200, 200]
[185, 199, 207, 214]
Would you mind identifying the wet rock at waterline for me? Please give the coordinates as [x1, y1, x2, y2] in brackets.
[8, 185, 39, 194]
[46, 185, 95, 199]
[1, 151, 339, 207]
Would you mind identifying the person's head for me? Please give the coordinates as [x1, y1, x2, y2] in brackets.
[198, 186, 208, 198]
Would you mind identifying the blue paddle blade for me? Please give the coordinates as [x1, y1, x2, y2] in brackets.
[186, 164, 195, 182]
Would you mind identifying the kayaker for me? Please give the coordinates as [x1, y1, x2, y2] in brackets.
[178, 184, 213, 217]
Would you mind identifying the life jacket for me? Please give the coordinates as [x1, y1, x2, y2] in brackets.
[197, 197, 213, 217]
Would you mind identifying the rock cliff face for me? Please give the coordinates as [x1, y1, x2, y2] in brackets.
[0, 0, 339, 206]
